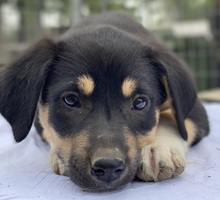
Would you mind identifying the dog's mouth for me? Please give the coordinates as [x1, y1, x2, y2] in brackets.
[68, 158, 138, 192]
[69, 161, 137, 192]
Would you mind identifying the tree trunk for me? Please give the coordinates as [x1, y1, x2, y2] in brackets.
[71, 0, 82, 26]
[17, 0, 26, 42]
[100, 0, 108, 12]
[34, 0, 42, 38]
[0, 3, 3, 43]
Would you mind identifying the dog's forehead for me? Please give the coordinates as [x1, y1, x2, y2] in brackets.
[74, 73, 152, 100]
[52, 40, 159, 97]
[75, 73, 137, 97]
[50, 64, 156, 99]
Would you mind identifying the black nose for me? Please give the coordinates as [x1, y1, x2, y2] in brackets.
[91, 159, 125, 183]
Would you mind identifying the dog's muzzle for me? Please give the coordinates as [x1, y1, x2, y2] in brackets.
[68, 133, 139, 191]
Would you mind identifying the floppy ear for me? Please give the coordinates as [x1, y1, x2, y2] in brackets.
[155, 50, 197, 141]
[0, 39, 56, 142]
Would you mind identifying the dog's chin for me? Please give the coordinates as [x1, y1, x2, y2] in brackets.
[68, 167, 137, 192]
[80, 183, 125, 193]
[70, 176, 134, 192]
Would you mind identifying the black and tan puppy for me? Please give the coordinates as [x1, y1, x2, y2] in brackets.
[0, 12, 209, 191]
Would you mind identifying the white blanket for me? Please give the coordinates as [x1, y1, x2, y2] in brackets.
[0, 103, 219, 200]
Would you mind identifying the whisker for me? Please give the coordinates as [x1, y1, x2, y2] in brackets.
[33, 173, 50, 189]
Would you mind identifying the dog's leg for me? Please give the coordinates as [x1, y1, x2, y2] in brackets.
[137, 119, 188, 181]
[49, 146, 68, 176]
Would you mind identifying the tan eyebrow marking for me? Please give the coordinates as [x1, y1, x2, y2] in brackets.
[77, 75, 95, 95]
[121, 77, 137, 97]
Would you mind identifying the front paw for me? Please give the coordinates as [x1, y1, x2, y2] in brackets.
[50, 149, 68, 176]
[136, 144, 186, 182]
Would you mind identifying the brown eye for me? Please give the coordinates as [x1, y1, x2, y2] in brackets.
[132, 97, 148, 110]
[63, 95, 81, 108]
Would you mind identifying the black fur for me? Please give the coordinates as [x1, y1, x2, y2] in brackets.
[0, 40, 55, 142]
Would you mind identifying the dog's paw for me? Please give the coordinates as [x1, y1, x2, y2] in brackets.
[136, 122, 187, 182]
[50, 149, 68, 176]
[137, 144, 186, 181]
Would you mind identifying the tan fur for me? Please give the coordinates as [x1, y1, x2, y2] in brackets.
[160, 98, 172, 112]
[160, 76, 172, 112]
[121, 77, 137, 97]
[137, 110, 160, 148]
[160, 109, 176, 125]
[77, 74, 95, 95]
[91, 148, 124, 166]
[185, 119, 197, 146]
[124, 131, 139, 163]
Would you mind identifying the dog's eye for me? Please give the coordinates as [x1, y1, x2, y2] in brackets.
[132, 97, 148, 110]
[63, 95, 81, 108]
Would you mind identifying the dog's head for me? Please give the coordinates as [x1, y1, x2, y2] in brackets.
[0, 26, 196, 191]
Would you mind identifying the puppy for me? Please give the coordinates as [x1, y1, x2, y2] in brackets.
[0, 12, 209, 191]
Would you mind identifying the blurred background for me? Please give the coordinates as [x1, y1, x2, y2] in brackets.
[0, 0, 219, 92]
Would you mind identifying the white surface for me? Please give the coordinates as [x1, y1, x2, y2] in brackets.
[0, 104, 220, 200]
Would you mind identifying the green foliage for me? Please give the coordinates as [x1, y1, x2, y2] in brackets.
[84, 0, 132, 13]
[0, 0, 8, 5]
[84, 0, 100, 13]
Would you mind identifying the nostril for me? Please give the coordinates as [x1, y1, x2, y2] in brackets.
[115, 168, 124, 174]
[91, 159, 125, 183]
[114, 162, 125, 174]
[92, 168, 105, 177]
